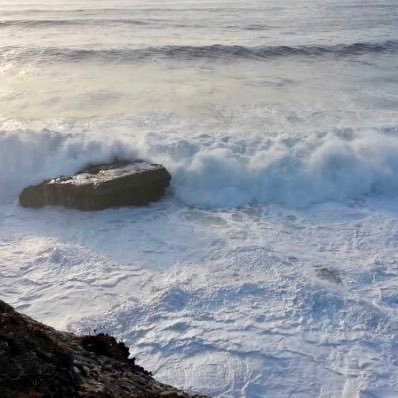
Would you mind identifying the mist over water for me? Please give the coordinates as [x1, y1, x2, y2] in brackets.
[1, 0, 398, 397]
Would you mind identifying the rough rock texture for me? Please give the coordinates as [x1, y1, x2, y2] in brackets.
[19, 160, 171, 210]
[0, 300, 209, 398]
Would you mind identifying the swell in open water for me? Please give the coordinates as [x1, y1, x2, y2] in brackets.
[1, 40, 398, 63]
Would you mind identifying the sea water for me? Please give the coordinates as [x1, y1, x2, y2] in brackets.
[1, 0, 398, 396]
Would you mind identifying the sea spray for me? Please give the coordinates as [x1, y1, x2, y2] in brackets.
[2, 128, 398, 208]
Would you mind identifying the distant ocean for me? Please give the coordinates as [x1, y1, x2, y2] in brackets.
[1, 0, 398, 396]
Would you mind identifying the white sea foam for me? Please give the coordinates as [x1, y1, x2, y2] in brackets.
[1, 1, 398, 396]
[3, 198, 398, 397]
[2, 128, 398, 208]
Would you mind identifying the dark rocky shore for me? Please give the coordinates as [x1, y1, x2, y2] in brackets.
[0, 300, 208, 398]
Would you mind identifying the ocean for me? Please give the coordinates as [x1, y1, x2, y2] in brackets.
[1, 0, 398, 396]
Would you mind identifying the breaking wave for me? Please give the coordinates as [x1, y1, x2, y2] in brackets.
[2, 40, 397, 64]
[2, 128, 398, 208]
[0, 130, 138, 204]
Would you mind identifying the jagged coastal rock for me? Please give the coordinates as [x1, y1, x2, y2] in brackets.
[0, 300, 208, 398]
[19, 160, 171, 210]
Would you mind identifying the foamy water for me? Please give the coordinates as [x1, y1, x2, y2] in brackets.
[1, 0, 398, 396]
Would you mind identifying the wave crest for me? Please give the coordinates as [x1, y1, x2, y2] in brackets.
[2, 128, 398, 208]
[172, 132, 398, 207]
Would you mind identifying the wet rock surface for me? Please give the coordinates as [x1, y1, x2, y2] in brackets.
[315, 266, 343, 285]
[0, 300, 208, 398]
[19, 160, 171, 210]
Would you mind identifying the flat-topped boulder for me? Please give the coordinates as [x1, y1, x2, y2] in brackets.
[19, 160, 171, 211]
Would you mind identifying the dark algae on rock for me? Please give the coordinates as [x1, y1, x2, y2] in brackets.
[19, 160, 171, 211]
[0, 300, 209, 398]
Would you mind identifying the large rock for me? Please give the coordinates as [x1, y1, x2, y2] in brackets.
[19, 160, 171, 210]
[0, 300, 208, 398]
